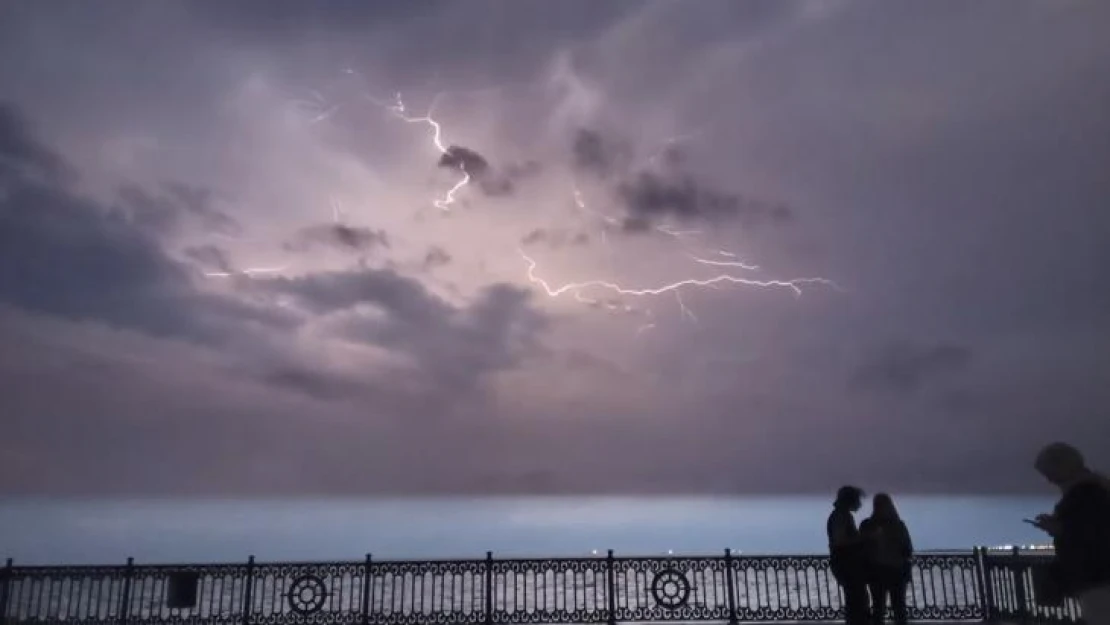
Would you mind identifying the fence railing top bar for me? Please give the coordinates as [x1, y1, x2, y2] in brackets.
[0, 548, 1025, 571]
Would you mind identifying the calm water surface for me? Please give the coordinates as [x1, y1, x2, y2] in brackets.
[0, 496, 1054, 565]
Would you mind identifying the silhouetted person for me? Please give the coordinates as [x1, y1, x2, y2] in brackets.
[1031, 442, 1110, 625]
[828, 485, 870, 625]
[860, 493, 913, 625]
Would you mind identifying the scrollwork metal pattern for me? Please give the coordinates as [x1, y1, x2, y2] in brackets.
[0, 550, 1080, 624]
[286, 575, 330, 615]
[650, 568, 691, 609]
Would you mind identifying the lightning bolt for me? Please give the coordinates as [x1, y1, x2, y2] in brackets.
[301, 79, 472, 212]
[331, 195, 345, 224]
[689, 255, 760, 271]
[563, 185, 782, 323]
[675, 291, 697, 324]
[381, 93, 471, 212]
[203, 266, 288, 279]
[519, 248, 839, 299]
[292, 71, 841, 331]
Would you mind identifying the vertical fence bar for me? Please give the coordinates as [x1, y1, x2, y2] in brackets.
[242, 555, 255, 625]
[1010, 547, 1028, 623]
[0, 558, 11, 625]
[605, 550, 616, 625]
[484, 551, 493, 625]
[724, 549, 738, 625]
[974, 547, 995, 622]
[119, 557, 134, 625]
[361, 554, 372, 625]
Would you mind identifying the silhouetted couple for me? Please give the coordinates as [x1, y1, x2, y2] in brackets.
[828, 486, 914, 625]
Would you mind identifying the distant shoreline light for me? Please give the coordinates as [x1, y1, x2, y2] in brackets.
[989, 544, 1052, 551]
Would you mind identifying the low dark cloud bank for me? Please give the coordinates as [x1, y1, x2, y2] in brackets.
[0, 104, 286, 345]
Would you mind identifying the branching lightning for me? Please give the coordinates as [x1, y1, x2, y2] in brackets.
[675, 290, 698, 324]
[271, 70, 843, 332]
[379, 93, 470, 212]
[560, 181, 836, 326]
[534, 127, 840, 325]
[203, 266, 288, 279]
[689, 255, 760, 271]
[519, 248, 838, 299]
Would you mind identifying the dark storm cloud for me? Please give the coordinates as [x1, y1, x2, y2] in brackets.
[571, 128, 630, 178]
[0, 102, 288, 344]
[617, 171, 793, 231]
[183, 245, 233, 274]
[260, 366, 369, 402]
[0, 102, 70, 184]
[568, 126, 793, 230]
[263, 268, 447, 319]
[286, 223, 390, 254]
[520, 228, 590, 249]
[163, 182, 243, 236]
[851, 341, 973, 394]
[422, 246, 451, 270]
[117, 183, 242, 238]
[259, 270, 548, 395]
[437, 145, 527, 198]
[0, 100, 549, 415]
[439, 145, 490, 178]
[504, 160, 542, 181]
[188, 0, 443, 38]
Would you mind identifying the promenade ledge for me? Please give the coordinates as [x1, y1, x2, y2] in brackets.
[0, 547, 1080, 624]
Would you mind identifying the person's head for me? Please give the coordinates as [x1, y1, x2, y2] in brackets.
[834, 485, 864, 512]
[1035, 442, 1087, 487]
[872, 493, 899, 521]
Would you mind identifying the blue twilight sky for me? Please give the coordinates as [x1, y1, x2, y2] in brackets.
[0, 496, 1055, 564]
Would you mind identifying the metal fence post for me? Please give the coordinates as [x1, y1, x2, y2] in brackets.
[1, 558, 12, 625]
[361, 554, 373, 625]
[973, 547, 996, 622]
[606, 550, 617, 625]
[119, 557, 134, 625]
[724, 549, 738, 625]
[242, 555, 255, 625]
[484, 551, 494, 625]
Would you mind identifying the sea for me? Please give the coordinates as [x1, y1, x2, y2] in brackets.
[0, 496, 1055, 565]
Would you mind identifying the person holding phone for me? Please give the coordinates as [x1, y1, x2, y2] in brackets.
[1030, 442, 1110, 625]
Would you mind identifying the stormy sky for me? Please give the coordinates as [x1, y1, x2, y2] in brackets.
[1, 0, 1108, 496]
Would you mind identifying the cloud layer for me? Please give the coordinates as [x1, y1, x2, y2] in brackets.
[1, 0, 1109, 495]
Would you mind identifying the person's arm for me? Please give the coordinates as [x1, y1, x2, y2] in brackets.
[1033, 513, 1062, 537]
[899, 521, 914, 559]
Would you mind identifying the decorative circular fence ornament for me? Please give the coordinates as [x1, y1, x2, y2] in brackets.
[650, 568, 691, 610]
[286, 574, 329, 615]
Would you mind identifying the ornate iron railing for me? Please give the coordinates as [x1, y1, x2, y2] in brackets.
[0, 548, 1081, 624]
